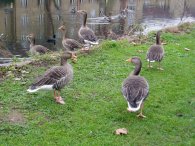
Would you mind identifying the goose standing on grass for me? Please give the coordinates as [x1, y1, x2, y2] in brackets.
[122, 57, 149, 118]
[106, 22, 119, 40]
[58, 25, 84, 52]
[27, 34, 48, 55]
[27, 51, 77, 104]
[146, 31, 164, 70]
[77, 10, 99, 46]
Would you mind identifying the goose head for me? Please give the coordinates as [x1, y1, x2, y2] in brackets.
[126, 57, 141, 65]
[77, 10, 87, 15]
[61, 51, 77, 65]
[58, 25, 66, 31]
[26, 33, 35, 39]
[126, 57, 142, 75]
[26, 33, 35, 45]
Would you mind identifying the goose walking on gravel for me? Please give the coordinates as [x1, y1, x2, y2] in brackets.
[122, 57, 149, 118]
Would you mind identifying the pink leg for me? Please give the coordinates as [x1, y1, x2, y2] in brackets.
[54, 90, 56, 98]
[137, 103, 146, 118]
[55, 90, 65, 105]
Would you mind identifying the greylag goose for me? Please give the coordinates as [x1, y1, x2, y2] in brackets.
[122, 57, 149, 118]
[27, 51, 77, 104]
[106, 20, 119, 40]
[146, 31, 164, 70]
[58, 25, 84, 52]
[107, 30, 118, 40]
[77, 10, 99, 45]
[27, 34, 48, 55]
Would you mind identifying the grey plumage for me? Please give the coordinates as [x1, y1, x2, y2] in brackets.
[58, 25, 83, 51]
[62, 39, 83, 51]
[28, 52, 74, 93]
[122, 76, 149, 108]
[30, 65, 73, 91]
[27, 34, 48, 55]
[122, 57, 149, 112]
[146, 31, 164, 62]
[107, 30, 119, 40]
[77, 10, 98, 44]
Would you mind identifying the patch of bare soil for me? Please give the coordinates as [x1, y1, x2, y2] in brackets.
[8, 110, 25, 124]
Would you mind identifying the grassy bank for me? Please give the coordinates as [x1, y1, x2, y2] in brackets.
[0, 24, 195, 145]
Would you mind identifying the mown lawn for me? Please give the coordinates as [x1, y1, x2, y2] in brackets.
[0, 25, 195, 145]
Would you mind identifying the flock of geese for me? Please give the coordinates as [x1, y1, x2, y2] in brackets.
[27, 10, 164, 118]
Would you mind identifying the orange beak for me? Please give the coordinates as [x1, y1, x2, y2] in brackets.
[126, 58, 131, 62]
[58, 26, 65, 30]
[77, 10, 82, 13]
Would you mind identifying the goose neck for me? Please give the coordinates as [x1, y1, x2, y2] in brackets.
[29, 38, 35, 46]
[133, 62, 142, 75]
[83, 13, 87, 27]
[60, 58, 68, 66]
[63, 32, 66, 40]
[156, 31, 161, 45]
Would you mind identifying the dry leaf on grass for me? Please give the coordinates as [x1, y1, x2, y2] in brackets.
[14, 78, 21, 81]
[137, 50, 144, 53]
[161, 42, 167, 45]
[184, 48, 190, 51]
[131, 42, 137, 45]
[115, 128, 128, 135]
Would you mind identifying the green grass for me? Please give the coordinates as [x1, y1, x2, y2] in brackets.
[0, 25, 195, 145]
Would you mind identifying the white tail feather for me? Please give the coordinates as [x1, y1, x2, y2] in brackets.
[27, 85, 53, 93]
[147, 59, 155, 62]
[84, 40, 99, 45]
[127, 99, 144, 112]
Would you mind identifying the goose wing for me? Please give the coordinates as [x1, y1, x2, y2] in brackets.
[63, 39, 83, 50]
[79, 27, 97, 42]
[122, 76, 149, 103]
[34, 45, 48, 54]
[31, 66, 66, 87]
[147, 45, 164, 61]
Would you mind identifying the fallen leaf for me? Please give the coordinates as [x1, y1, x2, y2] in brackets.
[21, 70, 29, 74]
[21, 82, 27, 85]
[137, 50, 144, 53]
[14, 78, 21, 81]
[115, 128, 128, 135]
[184, 48, 190, 51]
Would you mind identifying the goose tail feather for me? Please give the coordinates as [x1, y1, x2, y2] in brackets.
[84, 40, 99, 45]
[27, 85, 53, 93]
[147, 59, 155, 62]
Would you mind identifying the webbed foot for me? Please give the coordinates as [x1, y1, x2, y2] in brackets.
[137, 113, 146, 118]
[55, 96, 65, 105]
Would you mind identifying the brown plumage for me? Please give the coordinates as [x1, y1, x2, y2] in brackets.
[58, 25, 83, 52]
[27, 51, 77, 104]
[122, 57, 149, 118]
[106, 12, 119, 40]
[107, 31, 119, 40]
[146, 31, 164, 70]
[77, 10, 98, 45]
[27, 34, 48, 55]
